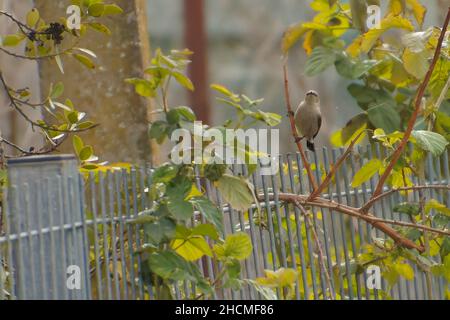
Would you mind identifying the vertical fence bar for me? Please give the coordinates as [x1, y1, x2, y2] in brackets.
[99, 172, 113, 300]
[34, 181, 49, 300]
[295, 153, 319, 299]
[339, 149, 362, 299]
[89, 171, 103, 300]
[278, 155, 301, 300]
[131, 169, 145, 299]
[115, 171, 128, 300]
[331, 149, 354, 300]
[107, 171, 120, 300]
[322, 148, 344, 299]
[79, 175, 92, 300]
[122, 169, 137, 300]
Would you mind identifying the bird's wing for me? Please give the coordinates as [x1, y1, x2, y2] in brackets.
[313, 114, 322, 139]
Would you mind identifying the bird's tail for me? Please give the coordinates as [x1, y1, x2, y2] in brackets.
[307, 140, 315, 152]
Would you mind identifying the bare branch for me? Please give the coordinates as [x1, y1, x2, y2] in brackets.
[360, 185, 450, 212]
[261, 193, 433, 252]
[0, 72, 97, 133]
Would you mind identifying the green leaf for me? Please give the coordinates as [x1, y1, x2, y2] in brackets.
[174, 106, 196, 122]
[172, 71, 194, 91]
[166, 179, 194, 221]
[213, 232, 252, 261]
[144, 217, 176, 246]
[72, 135, 84, 155]
[88, 3, 105, 17]
[402, 48, 429, 79]
[211, 84, 237, 100]
[152, 163, 178, 184]
[87, 22, 112, 35]
[256, 268, 298, 288]
[351, 159, 383, 187]
[26, 8, 40, 27]
[148, 251, 203, 282]
[171, 225, 213, 261]
[367, 101, 401, 134]
[125, 78, 154, 97]
[79, 146, 93, 161]
[50, 82, 64, 99]
[103, 4, 123, 15]
[425, 199, 450, 216]
[335, 57, 377, 79]
[191, 224, 219, 240]
[190, 196, 224, 231]
[330, 112, 367, 147]
[393, 202, 420, 216]
[166, 109, 181, 125]
[216, 174, 254, 211]
[412, 130, 449, 156]
[304, 46, 336, 76]
[395, 263, 414, 281]
[73, 54, 96, 69]
[149, 121, 169, 143]
[1, 34, 25, 47]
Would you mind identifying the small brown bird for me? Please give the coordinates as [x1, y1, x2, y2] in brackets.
[294, 90, 322, 152]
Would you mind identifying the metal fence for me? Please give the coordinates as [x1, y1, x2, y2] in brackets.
[0, 145, 449, 300]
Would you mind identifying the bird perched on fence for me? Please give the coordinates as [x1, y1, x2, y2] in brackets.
[294, 90, 322, 152]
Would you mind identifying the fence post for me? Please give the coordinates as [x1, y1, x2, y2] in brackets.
[6, 155, 89, 300]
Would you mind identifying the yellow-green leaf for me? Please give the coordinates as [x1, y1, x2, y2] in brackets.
[395, 263, 414, 280]
[213, 232, 252, 261]
[216, 174, 254, 211]
[425, 199, 450, 216]
[103, 4, 123, 16]
[73, 54, 96, 69]
[256, 268, 298, 288]
[351, 159, 383, 187]
[26, 8, 40, 27]
[1, 34, 25, 47]
[172, 237, 212, 261]
[347, 15, 414, 56]
[402, 48, 429, 79]
[282, 22, 308, 54]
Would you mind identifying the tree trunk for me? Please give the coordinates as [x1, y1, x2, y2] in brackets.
[35, 0, 153, 163]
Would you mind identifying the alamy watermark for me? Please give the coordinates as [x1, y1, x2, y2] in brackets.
[366, 265, 382, 290]
[66, 265, 81, 290]
[66, 5, 81, 30]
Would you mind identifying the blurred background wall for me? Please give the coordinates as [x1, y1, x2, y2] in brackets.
[0, 0, 43, 155]
[0, 1, 448, 162]
[147, 0, 449, 155]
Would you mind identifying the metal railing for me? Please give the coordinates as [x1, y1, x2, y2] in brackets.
[0, 145, 448, 300]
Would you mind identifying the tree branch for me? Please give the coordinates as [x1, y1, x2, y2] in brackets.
[308, 131, 364, 201]
[360, 185, 450, 213]
[283, 58, 318, 191]
[260, 193, 436, 252]
[0, 72, 97, 133]
[369, 8, 450, 203]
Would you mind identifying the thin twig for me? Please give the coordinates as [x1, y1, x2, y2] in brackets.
[308, 131, 364, 201]
[369, 8, 450, 202]
[283, 58, 318, 191]
[264, 193, 443, 252]
[0, 72, 97, 133]
[360, 185, 450, 213]
[295, 201, 335, 300]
